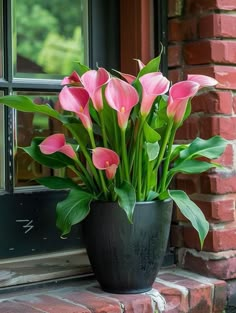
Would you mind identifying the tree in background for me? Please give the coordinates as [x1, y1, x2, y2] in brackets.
[15, 0, 86, 75]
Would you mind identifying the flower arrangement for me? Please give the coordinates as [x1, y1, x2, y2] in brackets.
[0, 55, 228, 247]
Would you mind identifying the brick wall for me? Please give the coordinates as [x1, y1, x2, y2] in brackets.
[168, 0, 236, 289]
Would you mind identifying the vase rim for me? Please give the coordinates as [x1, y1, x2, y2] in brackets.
[91, 198, 172, 205]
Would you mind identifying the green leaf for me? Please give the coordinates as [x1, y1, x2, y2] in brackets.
[170, 144, 188, 161]
[56, 189, 94, 235]
[36, 176, 81, 190]
[22, 137, 75, 169]
[147, 190, 159, 201]
[0, 95, 61, 120]
[74, 62, 90, 76]
[179, 136, 228, 161]
[137, 53, 162, 78]
[114, 181, 136, 222]
[143, 121, 161, 143]
[169, 190, 209, 248]
[170, 159, 219, 175]
[145, 142, 160, 161]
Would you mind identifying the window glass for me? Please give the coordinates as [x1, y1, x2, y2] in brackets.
[14, 0, 88, 78]
[0, 91, 4, 188]
[15, 92, 62, 187]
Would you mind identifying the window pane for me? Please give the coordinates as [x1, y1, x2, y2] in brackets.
[0, 90, 4, 188]
[15, 92, 62, 187]
[14, 0, 88, 78]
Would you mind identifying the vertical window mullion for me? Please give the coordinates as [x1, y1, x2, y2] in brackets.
[3, 0, 14, 192]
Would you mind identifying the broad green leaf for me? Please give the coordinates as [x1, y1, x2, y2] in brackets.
[22, 137, 75, 169]
[170, 144, 188, 162]
[143, 121, 161, 143]
[56, 189, 94, 235]
[74, 62, 90, 76]
[170, 159, 219, 175]
[64, 122, 90, 147]
[36, 176, 81, 190]
[137, 52, 162, 78]
[147, 190, 159, 201]
[145, 142, 160, 161]
[0, 95, 60, 120]
[114, 181, 136, 222]
[179, 136, 228, 160]
[169, 190, 209, 248]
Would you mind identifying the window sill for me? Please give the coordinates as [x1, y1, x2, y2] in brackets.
[0, 249, 91, 288]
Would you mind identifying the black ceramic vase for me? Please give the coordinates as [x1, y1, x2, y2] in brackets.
[82, 199, 173, 294]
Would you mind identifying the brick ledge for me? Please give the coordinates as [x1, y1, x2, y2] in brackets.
[0, 268, 226, 313]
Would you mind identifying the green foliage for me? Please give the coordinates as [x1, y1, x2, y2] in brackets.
[15, 0, 86, 75]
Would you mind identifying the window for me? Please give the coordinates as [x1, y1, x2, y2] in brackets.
[0, 0, 119, 271]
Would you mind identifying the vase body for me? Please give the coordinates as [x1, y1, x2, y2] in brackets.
[82, 199, 173, 294]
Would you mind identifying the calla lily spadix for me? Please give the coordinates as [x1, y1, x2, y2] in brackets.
[92, 147, 120, 180]
[167, 80, 200, 124]
[105, 77, 139, 129]
[59, 86, 92, 129]
[139, 72, 170, 116]
[61, 71, 80, 86]
[39, 133, 76, 159]
[81, 68, 110, 111]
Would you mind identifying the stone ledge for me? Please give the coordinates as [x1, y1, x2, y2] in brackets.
[0, 268, 227, 313]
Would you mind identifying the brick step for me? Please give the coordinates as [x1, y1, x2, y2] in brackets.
[0, 268, 226, 313]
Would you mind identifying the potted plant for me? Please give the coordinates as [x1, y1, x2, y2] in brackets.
[0, 55, 227, 293]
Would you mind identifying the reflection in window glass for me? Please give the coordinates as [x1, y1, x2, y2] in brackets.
[14, 0, 88, 78]
[15, 92, 64, 187]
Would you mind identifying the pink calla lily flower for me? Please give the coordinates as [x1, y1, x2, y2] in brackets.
[39, 133, 76, 159]
[81, 68, 110, 111]
[92, 147, 120, 180]
[140, 72, 170, 116]
[167, 81, 200, 124]
[59, 86, 92, 129]
[187, 74, 218, 89]
[105, 78, 139, 129]
[61, 71, 81, 86]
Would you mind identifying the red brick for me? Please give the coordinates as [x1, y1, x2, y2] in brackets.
[180, 249, 236, 280]
[213, 144, 233, 167]
[183, 226, 236, 252]
[19, 295, 90, 313]
[200, 116, 236, 140]
[233, 95, 236, 114]
[175, 173, 200, 194]
[168, 45, 182, 67]
[180, 18, 198, 41]
[192, 91, 232, 115]
[171, 225, 184, 247]
[168, 19, 183, 42]
[0, 301, 42, 313]
[184, 40, 236, 65]
[193, 198, 235, 223]
[175, 116, 199, 140]
[62, 291, 122, 313]
[185, 0, 236, 14]
[200, 14, 236, 38]
[184, 41, 211, 65]
[200, 172, 236, 194]
[168, 68, 182, 84]
[213, 281, 227, 313]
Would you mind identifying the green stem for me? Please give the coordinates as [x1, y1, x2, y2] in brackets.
[98, 110, 108, 148]
[159, 125, 177, 193]
[155, 119, 174, 172]
[65, 125, 100, 187]
[87, 128, 108, 198]
[73, 157, 97, 192]
[121, 128, 130, 183]
[137, 131, 144, 200]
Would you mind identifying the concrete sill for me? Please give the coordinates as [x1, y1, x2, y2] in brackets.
[0, 267, 227, 313]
